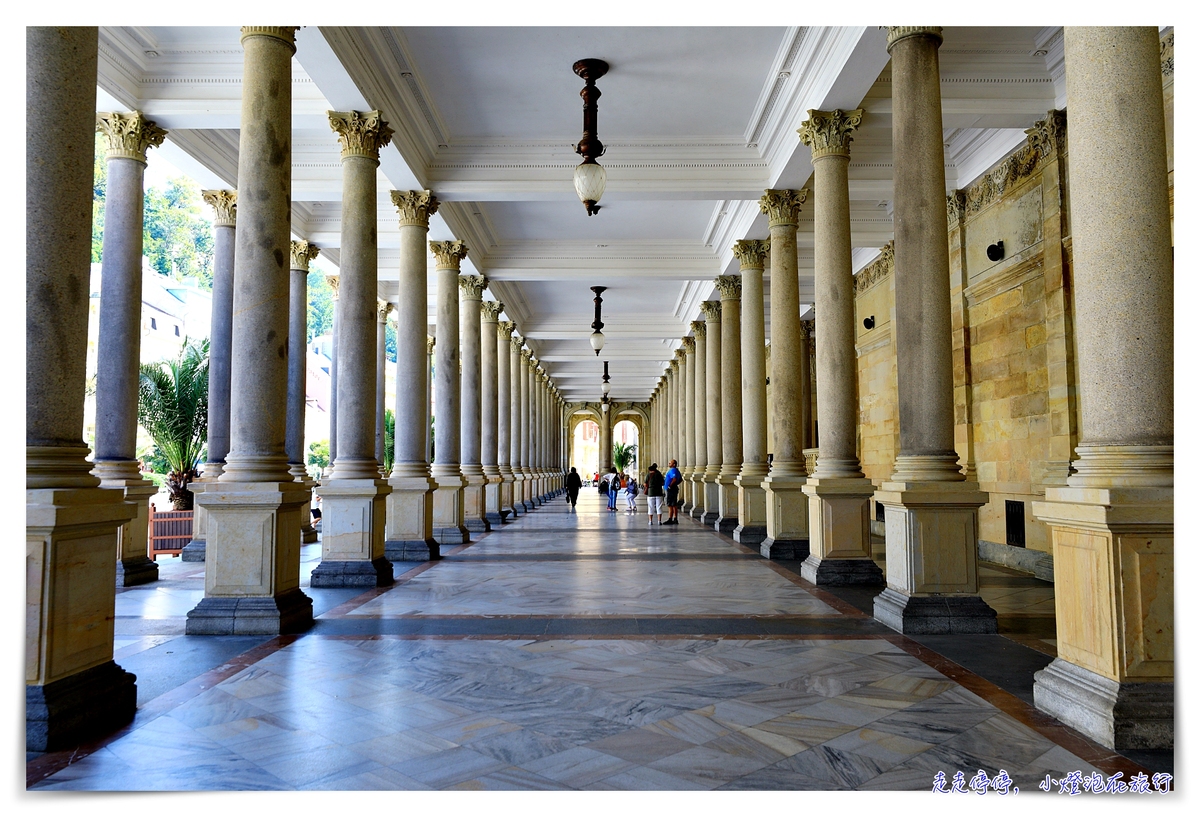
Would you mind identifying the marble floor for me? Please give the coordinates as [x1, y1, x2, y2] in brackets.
[28, 491, 1163, 791]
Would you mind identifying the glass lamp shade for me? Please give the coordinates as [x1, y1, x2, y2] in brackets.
[601, 381, 610, 395]
[601, 401, 609, 413]
[590, 330, 605, 354]
[574, 160, 606, 205]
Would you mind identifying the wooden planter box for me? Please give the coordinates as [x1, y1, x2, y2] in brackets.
[147, 506, 193, 560]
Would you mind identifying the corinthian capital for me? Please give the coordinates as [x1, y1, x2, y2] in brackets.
[886, 26, 943, 52]
[240, 27, 299, 51]
[690, 320, 706, 339]
[328, 110, 394, 162]
[497, 320, 515, 339]
[201, 189, 237, 227]
[511, 333, 525, 352]
[681, 337, 696, 353]
[289, 240, 320, 271]
[326, 274, 340, 299]
[96, 111, 167, 163]
[458, 274, 488, 299]
[481, 301, 504, 321]
[391, 190, 439, 228]
[427, 335, 435, 354]
[430, 240, 468, 270]
[700, 300, 722, 322]
[759, 189, 809, 227]
[521, 347, 533, 362]
[715, 275, 742, 300]
[798, 109, 864, 160]
[377, 300, 394, 322]
[732, 240, 770, 270]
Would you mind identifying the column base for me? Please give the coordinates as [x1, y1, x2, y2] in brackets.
[760, 538, 808, 560]
[733, 524, 767, 546]
[485, 511, 509, 527]
[714, 476, 739, 534]
[762, 471, 809, 560]
[301, 524, 319, 544]
[183, 478, 212, 561]
[185, 588, 314, 635]
[432, 470, 471, 546]
[1033, 658, 1174, 750]
[385, 540, 440, 561]
[872, 587, 997, 634]
[800, 556, 883, 585]
[734, 473, 768, 546]
[26, 660, 137, 753]
[180, 541, 206, 562]
[310, 556, 394, 588]
[116, 555, 160, 587]
[462, 470, 492, 533]
[386, 473, 438, 560]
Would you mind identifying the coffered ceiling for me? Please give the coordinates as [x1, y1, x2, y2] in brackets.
[96, 24, 1061, 402]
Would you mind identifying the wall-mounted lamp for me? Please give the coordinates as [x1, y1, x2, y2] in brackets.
[986, 240, 1005, 262]
[863, 315, 875, 330]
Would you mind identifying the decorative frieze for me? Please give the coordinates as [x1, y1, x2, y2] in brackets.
[391, 190, 439, 228]
[328, 110, 394, 161]
[958, 110, 1066, 221]
[798, 109, 864, 160]
[427, 335, 435, 354]
[430, 240, 469, 270]
[732, 239, 770, 269]
[1024, 109, 1067, 161]
[1161, 29, 1174, 76]
[96, 111, 167, 163]
[946, 189, 966, 230]
[854, 241, 894, 295]
[289, 240, 320, 272]
[715, 275, 743, 300]
[201, 189, 237, 227]
[758, 189, 809, 227]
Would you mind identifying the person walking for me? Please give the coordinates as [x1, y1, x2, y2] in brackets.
[624, 474, 639, 513]
[645, 463, 665, 525]
[663, 458, 683, 525]
[605, 466, 619, 511]
[565, 467, 582, 511]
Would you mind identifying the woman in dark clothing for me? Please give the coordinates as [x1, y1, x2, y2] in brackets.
[565, 467, 582, 510]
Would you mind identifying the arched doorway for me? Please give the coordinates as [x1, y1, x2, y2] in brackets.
[571, 419, 600, 483]
[613, 419, 639, 476]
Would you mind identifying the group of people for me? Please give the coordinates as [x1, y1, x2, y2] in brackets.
[563, 458, 686, 526]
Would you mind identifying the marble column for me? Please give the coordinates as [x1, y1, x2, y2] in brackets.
[732, 240, 769, 546]
[599, 398, 613, 475]
[689, 322, 708, 518]
[872, 27, 993, 635]
[670, 353, 682, 471]
[511, 334, 529, 512]
[756, 191, 814, 560]
[458, 275, 491, 532]
[376, 301, 392, 474]
[188, 26, 312, 635]
[536, 368, 548, 499]
[311, 110, 395, 589]
[386, 191, 439, 561]
[799, 319, 813, 450]
[429, 241, 471, 544]
[681, 336, 696, 510]
[323, 274, 340, 477]
[288, 241, 320, 546]
[481, 302, 508, 525]
[26, 25, 138, 751]
[714, 276, 743, 534]
[185, 190, 237, 561]
[92, 111, 167, 587]
[1031, 27, 1174, 750]
[426, 336, 435, 460]
[497, 322, 518, 518]
[700, 301, 723, 525]
[797, 110, 883, 583]
[528, 357, 544, 503]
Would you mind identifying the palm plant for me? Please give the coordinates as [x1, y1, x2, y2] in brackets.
[137, 338, 209, 510]
[612, 441, 638, 475]
[383, 409, 395, 473]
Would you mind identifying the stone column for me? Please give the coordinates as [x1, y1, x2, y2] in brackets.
[797, 110, 883, 583]
[26, 25, 138, 751]
[386, 191, 439, 561]
[429, 240, 471, 544]
[324, 274, 340, 477]
[185, 190, 237, 562]
[458, 274, 491, 532]
[529, 357, 544, 503]
[511, 334, 529, 511]
[497, 321, 518, 518]
[311, 110, 395, 589]
[689, 321, 708, 518]
[757, 191, 814, 560]
[288, 241, 320, 545]
[376, 300, 392, 473]
[535, 368, 548, 499]
[426, 336, 435, 460]
[681, 336, 696, 511]
[92, 111, 167, 587]
[799, 319, 813, 450]
[700, 301, 723, 525]
[732, 241, 769, 546]
[481, 302, 507, 525]
[670, 354, 682, 471]
[714, 276, 743, 534]
[188, 26, 312, 635]
[599, 398, 613, 475]
[872, 27, 993, 635]
[1031, 27, 1174, 750]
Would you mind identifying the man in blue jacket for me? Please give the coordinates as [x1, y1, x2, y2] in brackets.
[663, 459, 682, 525]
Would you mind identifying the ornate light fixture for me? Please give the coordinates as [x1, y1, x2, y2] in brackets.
[590, 285, 607, 355]
[573, 58, 609, 216]
[601, 360, 611, 396]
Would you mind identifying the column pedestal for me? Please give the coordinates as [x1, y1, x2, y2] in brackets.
[432, 469, 470, 545]
[462, 465, 492, 533]
[499, 466, 518, 520]
[385, 473, 439, 561]
[309, 478, 394, 587]
[95, 463, 159, 585]
[761, 471, 809, 561]
[714, 472, 739, 535]
[484, 470, 508, 527]
[186, 481, 314, 635]
[182, 471, 218, 561]
[872, 480, 995, 634]
[689, 473, 705, 519]
[700, 470, 720, 526]
[290, 465, 319, 544]
[1031, 483, 1173, 748]
[800, 476, 882, 583]
[733, 466, 768, 546]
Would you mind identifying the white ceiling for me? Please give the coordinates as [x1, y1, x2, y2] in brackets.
[96, 24, 1061, 402]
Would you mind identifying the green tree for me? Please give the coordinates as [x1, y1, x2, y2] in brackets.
[91, 133, 107, 263]
[308, 439, 330, 470]
[143, 176, 214, 287]
[307, 272, 334, 343]
[613, 441, 638, 475]
[137, 338, 209, 510]
[383, 409, 395, 472]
